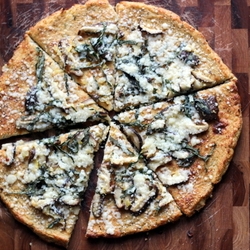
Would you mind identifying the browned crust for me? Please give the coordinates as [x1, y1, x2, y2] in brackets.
[0, 35, 36, 139]
[86, 193, 182, 238]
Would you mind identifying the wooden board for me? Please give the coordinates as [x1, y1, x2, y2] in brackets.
[0, 0, 249, 249]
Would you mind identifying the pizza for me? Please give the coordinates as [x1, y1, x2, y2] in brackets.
[0, 0, 242, 247]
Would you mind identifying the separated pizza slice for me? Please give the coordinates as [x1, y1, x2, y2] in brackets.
[0, 123, 109, 247]
[113, 1, 236, 111]
[86, 122, 182, 237]
[114, 80, 242, 216]
[27, 0, 118, 111]
[167, 80, 242, 216]
[0, 34, 108, 140]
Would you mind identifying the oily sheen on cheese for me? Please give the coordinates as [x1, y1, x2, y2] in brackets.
[0, 0, 242, 247]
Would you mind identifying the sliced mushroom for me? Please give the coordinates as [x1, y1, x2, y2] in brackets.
[121, 125, 143, 151]
[78, 23, 118, 36]
[139, 23, 163, 35]
[130, 172, 157, 213]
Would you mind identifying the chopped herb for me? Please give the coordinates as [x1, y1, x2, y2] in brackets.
[64, 73, 70, 95]
[25, 87, 39, 114]
[35, 47, 45, 84]
[109, 136, 135, 156]
[47, 218, 61, 229]
[182, 95, 196, 119]
[176, 142, 215, 167]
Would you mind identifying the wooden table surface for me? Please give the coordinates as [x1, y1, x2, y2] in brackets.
[0, 0, 249, 249]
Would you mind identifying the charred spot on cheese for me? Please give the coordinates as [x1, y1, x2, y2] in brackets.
[177, 48, 200, 68]
[195, 96, 219, 122]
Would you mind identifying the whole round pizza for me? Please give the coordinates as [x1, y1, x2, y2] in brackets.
[0, 0, 242, 247]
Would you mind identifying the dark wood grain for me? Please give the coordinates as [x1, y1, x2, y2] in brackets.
[0, 0, 249, 250]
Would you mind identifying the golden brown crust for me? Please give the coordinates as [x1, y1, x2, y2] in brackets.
[0, 35, 37, 139]
[86, 194, 182, 238]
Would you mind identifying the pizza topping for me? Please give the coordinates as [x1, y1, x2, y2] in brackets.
[213, 121, 228, 134]
[157, 167, 190, 186]
[176, 46, 200, 68]
[113, 26, 204, 110]
[104, 123, 139, 165]
[120, 125, 143, 151]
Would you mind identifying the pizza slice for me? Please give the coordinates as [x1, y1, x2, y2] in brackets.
[27, 0, 118, 111]
[114, 80, 242, 216]
[0, 123, 109, 247]
[113, 1, 236, 111]
[86, 122, 182, 237]
[0, 34, 108, 140]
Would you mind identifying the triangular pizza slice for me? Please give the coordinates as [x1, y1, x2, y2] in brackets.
[0, 124, 108, 247]
[113, 1, 236, 111]
[86, 122, 182, 237]
[114, 80, 242, 216]
[27, 0, 118, 111]
[0, 34, 108, 140]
